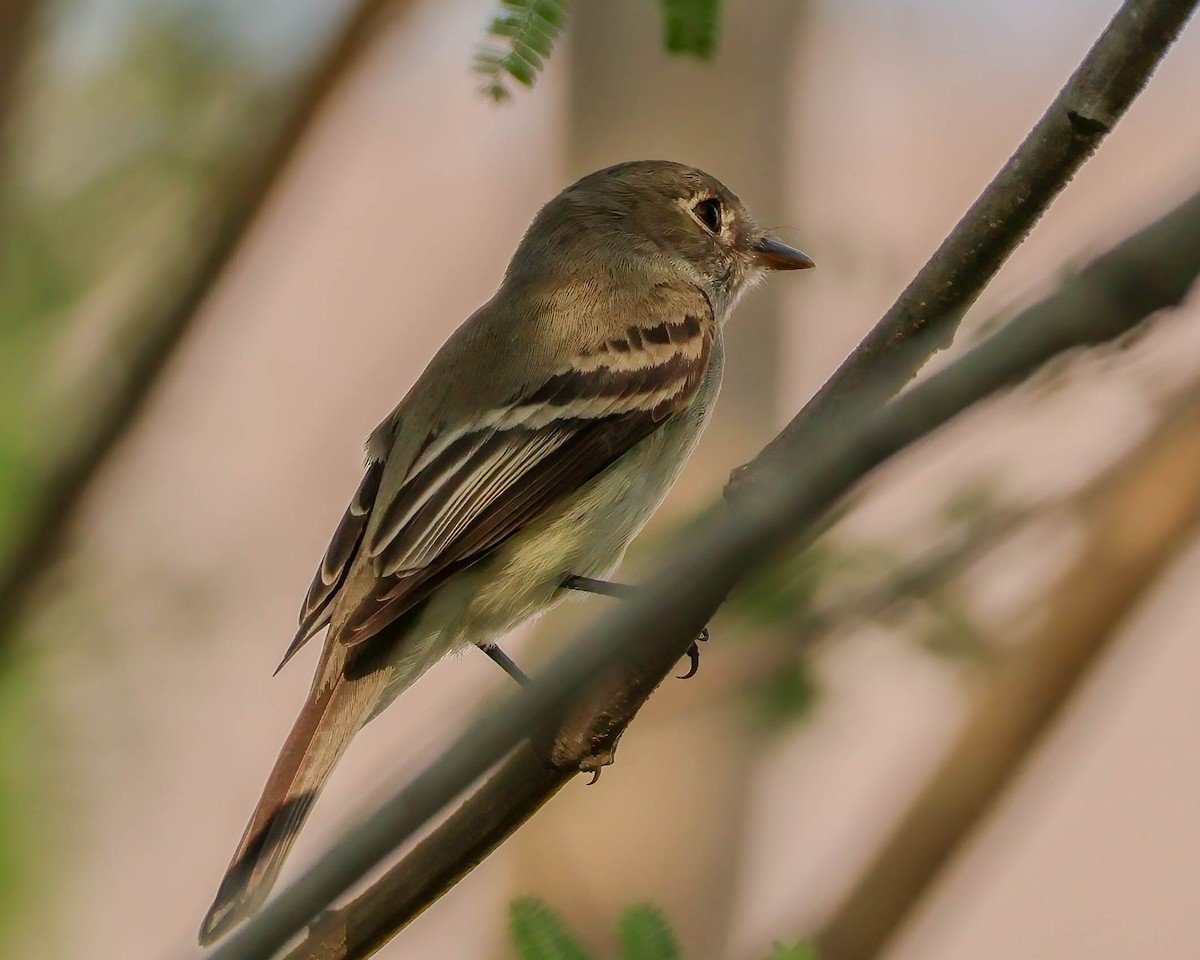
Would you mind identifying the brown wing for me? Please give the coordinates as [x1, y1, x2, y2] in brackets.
[276, 459, 385, 671]
[281, 313, 710, 667]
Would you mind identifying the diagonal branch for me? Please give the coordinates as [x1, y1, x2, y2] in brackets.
[208, 181, 1200, 960]
[729, 0, 1198, 496]
[0, 0, 408, 635]
[281, 752, 571, 960]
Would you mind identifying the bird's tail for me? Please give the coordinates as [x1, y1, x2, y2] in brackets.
[197, 667, 389, 945]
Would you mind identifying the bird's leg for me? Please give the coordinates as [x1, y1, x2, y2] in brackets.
[560, 574, 711, 679]
[479, 643, 530, 686]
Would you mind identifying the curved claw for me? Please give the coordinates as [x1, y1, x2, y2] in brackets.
[676, 626, 710, 680]
[678, 641, 701, 680]
[586, 769, 602, 785]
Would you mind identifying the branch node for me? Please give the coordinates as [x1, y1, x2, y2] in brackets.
[303, 907, 349, 959]
[531, 670, 632, 775]
[1066, 107, 1111, 137]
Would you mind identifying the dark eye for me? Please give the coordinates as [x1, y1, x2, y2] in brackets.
[693, 197, 722, 234]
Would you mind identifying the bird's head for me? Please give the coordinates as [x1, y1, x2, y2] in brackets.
[510, 159, 813, 318]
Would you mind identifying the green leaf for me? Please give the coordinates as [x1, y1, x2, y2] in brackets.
[618, 904, 680, 960]
[763, 942, 820, 960]
[509, 897, 594, 960]
[747, 661, 820, 730]
[918, 596, 990, 663]
[726, 544, 838, 630]
[475, 0, 569, 101]
[659, 0, 722, 58]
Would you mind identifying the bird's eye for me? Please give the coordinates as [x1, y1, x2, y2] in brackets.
[693, 197, 723, 234]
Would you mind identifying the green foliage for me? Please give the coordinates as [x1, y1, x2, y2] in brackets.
[746, 660, 820, 730]
[0, 654, 46, 948]
[939, 481, 1004, 531]
[618, 904, 679, 960]
[510, 897, 593, 960]
[764, 943, 820, 960]
[918, 595, 990, 663]
[508, 897, 814, 960]
[0, 6, 312, 951]
[475, 0, 569, 101]
[660, 0, 723, 58]
[726, 543, 844, 630]
[0, 5, 285, 553]
[474, 0, 725, 100]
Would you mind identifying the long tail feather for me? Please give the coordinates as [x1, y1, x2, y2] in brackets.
[197, 668, 388, 945]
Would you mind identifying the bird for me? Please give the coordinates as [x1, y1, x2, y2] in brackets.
[198, 159, 813, 944]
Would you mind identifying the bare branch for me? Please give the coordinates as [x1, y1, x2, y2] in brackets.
[729, 0, 1198, 495]
[0, 0, 407, 633]
[815, 372, 1200, 960]
[205, 176, 1200, 960]
[280, 752, 570, 960]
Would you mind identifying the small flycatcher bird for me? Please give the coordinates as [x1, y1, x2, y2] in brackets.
[199, 160, 812, 943]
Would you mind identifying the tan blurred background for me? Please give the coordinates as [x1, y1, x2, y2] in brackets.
[2, 0, 1200, 958]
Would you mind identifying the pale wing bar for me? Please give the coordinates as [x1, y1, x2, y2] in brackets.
[279, 460, 384, 671]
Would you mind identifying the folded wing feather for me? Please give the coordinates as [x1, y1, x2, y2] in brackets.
[280, 313, 711, 666]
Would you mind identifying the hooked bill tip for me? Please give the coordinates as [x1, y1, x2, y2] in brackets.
[752, 236, 815, 270]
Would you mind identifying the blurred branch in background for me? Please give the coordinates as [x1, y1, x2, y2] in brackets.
[0, 0, 407, 641]
[235, 180, 1200, 960]
[734, 498, 1024, 659]
[731, 0, 1198, 496]
[815, 371, 1200, 960]
[0, 0, 37, 155]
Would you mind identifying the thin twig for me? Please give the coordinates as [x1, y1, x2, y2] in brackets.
[207, 182, 1200, 960]
[0, 0, 406, 633]
[729, 0, 1198, 496]
[796, 507, 1027, 646]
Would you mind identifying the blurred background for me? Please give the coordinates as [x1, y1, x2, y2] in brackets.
[1, 0, 1199, 958]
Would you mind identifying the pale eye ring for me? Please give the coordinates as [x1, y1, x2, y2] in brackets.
[693, 197, 723, 234]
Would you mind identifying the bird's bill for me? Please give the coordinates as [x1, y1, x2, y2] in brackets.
[752, 236, 815, 270]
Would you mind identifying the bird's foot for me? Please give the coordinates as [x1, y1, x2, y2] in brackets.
[560, 573, 712, 680]
[678, 625, 710, 680]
